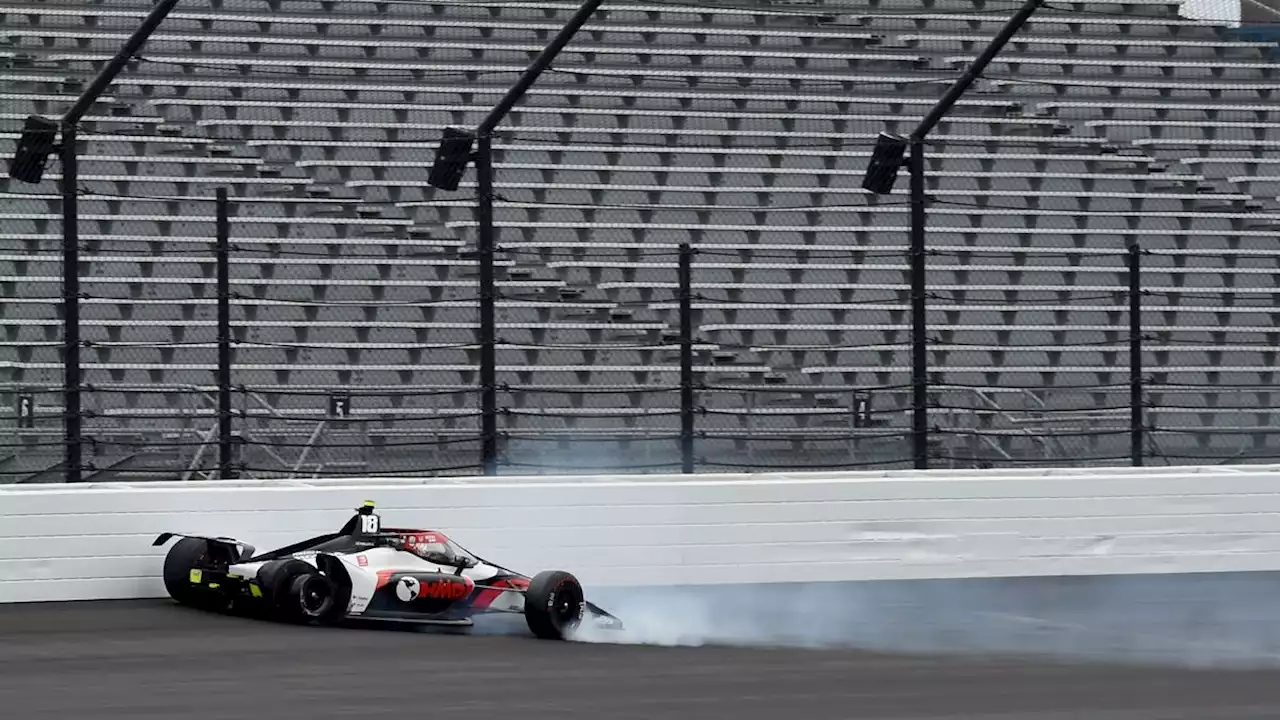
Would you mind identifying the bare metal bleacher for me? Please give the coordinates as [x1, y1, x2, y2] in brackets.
[5, 0, 1280, 474]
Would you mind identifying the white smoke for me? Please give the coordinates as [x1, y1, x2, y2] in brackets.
[501, 438, 681, 476]
[569, 574, 1280, 669]
[493, 445, 1280, 667]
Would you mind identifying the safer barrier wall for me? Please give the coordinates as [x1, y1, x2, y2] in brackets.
[5, 466, 1280, 603]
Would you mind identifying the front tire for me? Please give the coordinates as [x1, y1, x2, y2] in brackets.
[524, 570, 585, 640]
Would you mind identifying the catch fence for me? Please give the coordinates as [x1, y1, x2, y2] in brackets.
[3, 186, 1269, 482]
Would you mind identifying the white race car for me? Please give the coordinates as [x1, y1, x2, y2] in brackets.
[153, 501, 622, 640]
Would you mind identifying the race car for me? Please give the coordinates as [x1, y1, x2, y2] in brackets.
[152, 501, 622, 640]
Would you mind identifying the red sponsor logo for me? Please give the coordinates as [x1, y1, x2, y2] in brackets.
[356, 555, 368, 567]
[380, 572, 474, 600]
[419, 576, 473, 600]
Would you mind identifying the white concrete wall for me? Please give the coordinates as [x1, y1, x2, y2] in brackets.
[4, 466, 1280, 603]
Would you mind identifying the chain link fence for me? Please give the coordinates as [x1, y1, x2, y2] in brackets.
[3, 0, 1278, 481]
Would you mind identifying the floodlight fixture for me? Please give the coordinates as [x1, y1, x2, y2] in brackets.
[8, 115, 59, 184]
[428, 127, 477, 191]
[861, 131, 908, 195]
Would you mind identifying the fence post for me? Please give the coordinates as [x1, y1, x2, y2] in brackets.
[476, 133, 498, 476]
[60, 122, 82, 483]
[215, 188, 236, 479]
[909, 137, 929, 470]
[679, 243, 694, 473]
[1128, 242, 1144, 466]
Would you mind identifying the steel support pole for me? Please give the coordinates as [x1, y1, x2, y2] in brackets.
[909, 0, 1046, 141]
[476, 0, 605, 136]
[47, 0, 182, 484]
[1128, 243, 1144, 466]
[894, 0, 1042, 471]
[678, 243, 695, 473]
[62, 0, 183, 127]
[476, 134, 498, 476]
[60, 122, 81, 483]
[215, 188, 235, 479]
[909, 138, 929, 470]
[463, 0, 604, 476]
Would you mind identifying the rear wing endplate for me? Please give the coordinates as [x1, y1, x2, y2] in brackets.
[153, 532, 255, 561]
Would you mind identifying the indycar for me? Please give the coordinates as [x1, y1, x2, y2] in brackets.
[152, 501, 622, 640]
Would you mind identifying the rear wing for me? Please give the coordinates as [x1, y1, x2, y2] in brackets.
[153, 532, 256, 563]
[153, 502, 381, 564]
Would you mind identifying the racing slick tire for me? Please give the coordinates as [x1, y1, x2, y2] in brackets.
[162, 537, 230, 612]
[524, 570, 585, 640]
[259, 559, 344, 625]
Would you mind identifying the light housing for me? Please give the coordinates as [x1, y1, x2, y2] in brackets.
[861, 131, 908, 195]
[7, 115, 59, 184]
[427, 126, 477, 191]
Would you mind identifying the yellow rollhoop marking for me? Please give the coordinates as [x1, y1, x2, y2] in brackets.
[189, 569, 203, 583]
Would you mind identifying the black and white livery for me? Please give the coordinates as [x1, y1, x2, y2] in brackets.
[153, 501, 622, 640]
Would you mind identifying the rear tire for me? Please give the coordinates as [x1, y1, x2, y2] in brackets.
[161, 537, 227, 612]
[524, 570, 585, 640]
[289, 572, 339, 623]
[259, 559, 343, 625]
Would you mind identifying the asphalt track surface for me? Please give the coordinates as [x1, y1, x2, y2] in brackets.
[3, 600, 1280, 719]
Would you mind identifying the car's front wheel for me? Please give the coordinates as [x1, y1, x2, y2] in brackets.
[524, 570, 585, 640]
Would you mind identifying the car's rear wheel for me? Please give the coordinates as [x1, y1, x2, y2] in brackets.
[161, 537, 229, 612]
[524, 570, 585, 640]
[290, 573, 338, 621]
[259, 559, 343, 625]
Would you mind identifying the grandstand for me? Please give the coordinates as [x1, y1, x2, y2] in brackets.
[2, 0, 1279, 481]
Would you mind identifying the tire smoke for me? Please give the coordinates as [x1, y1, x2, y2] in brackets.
[571, 573, 1280, 669]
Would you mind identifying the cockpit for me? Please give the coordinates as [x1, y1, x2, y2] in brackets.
[403, 532, 450, 558]
[345, 505, 478, 569]
[397, 531, 477, 568]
